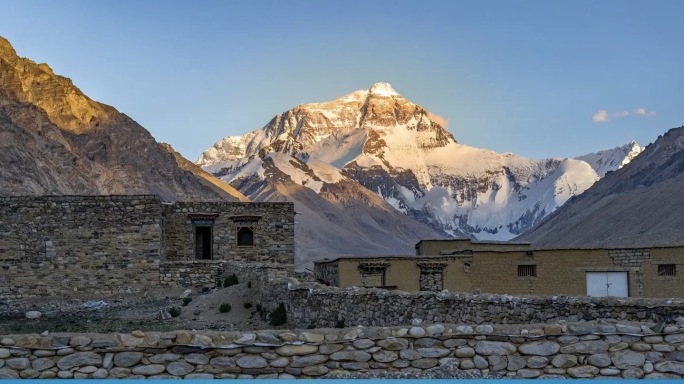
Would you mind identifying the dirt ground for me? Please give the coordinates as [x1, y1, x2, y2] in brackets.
[0, 280, 282, 334]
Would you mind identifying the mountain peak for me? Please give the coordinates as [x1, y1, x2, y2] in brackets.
[0, 36, 17, 58]
[369, 82, 399, 97]
[0, 35, 115, 133]
[575, 140, 643, 178]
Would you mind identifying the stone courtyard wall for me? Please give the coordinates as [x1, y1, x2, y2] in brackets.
[0, 195, 163, 300]
[1, 322, 684, 379]
[286, 282, 684, 329]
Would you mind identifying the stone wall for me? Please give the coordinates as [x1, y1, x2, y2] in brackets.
[313, 261, 338, 286]
[220, 261, 296, 314]
[0, 195, 163, 300]
[0, 196, 296, 301]
[159, 261, 226, 289]
[163, 202, 294, 264]
[286, 282, 684, 328]
[1, 321, 684, 379]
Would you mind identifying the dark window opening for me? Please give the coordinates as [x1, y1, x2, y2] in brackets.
[658, 264, 676, 276]
[195, 226, 212, 260]
[237, 227, 254, 246]
[518, 265, 537, 277]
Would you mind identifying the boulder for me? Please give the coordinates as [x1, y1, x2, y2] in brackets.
[25, 311, 41, 320]
[518, 341, 560, 356]
[236, 356, 268, 369]
[166, 361, 195, 376]
[290, 355, 328, 368]
[113, 352, 143, 368]
[57, 352, 102, 371]
[610, 350, 646, 369]
[377, 338, 408, 351]
[275, 345, 318, 356]
[475, 341, 516, 355]
[567, 365, 599, 378]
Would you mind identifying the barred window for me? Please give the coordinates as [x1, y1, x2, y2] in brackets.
[658, 264, 676, 276]
[518, 265, 537, 277]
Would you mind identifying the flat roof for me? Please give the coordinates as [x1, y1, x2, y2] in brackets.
[315, 244, 684, 264]
[314, 254, 470, 264]
[415, 238, 531, 246]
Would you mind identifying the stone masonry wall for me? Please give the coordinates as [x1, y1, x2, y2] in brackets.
[163, 202, 294, 264]
[220, 261, 296, 314]
[314, 262, 338, 286]
[286, 282, 684, 329]
[1, 321, 684, 379]
[159, 261, 226, 289]
[0, 196, 296, 301]
[0, 195, 163, 300]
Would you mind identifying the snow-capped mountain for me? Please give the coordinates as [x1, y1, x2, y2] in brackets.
[199, 83, 640, 242]
[576, 141, 643, 177]
[519, 126, 684, 248]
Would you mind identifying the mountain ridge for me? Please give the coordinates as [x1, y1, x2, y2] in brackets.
[518, 126, 684, 248]
[0, 35, 244, 202]
[575, 140, 643, 178]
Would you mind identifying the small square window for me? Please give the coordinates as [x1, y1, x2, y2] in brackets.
[658, 264, 676, 276]
[237, 227, 254, 246]
[518, 265, 537, 277]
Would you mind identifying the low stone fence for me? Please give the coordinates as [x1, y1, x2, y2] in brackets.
[1, 321, 684, 379]
[287, 282, 684, 328]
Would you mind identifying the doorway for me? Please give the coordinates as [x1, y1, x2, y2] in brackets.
[586, 271, 628, 297]
[195, 226, 212, 260]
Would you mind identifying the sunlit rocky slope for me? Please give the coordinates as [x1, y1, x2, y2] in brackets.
[0, 36, 245, 202]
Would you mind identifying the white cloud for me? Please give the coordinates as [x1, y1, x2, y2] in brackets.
[426, 111, 449, 128]
[592, 110, 609, 123]
[633, 107, 656, 117]
[592, 107, 656, 123]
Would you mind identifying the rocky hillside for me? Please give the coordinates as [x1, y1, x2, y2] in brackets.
[0, 36, 244, 202]
[228, 152, 441, 269]
[199, 83, 639, 241]
[519, 126, 684, 247]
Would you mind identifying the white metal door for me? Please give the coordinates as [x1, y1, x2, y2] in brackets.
[586, 272, 628, 297]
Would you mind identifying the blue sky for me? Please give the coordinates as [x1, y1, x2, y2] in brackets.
[1, 0, 682, 160]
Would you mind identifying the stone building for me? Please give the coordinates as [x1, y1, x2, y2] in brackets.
[314, 239, 684, 298]
[0, 195, 295, 300]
